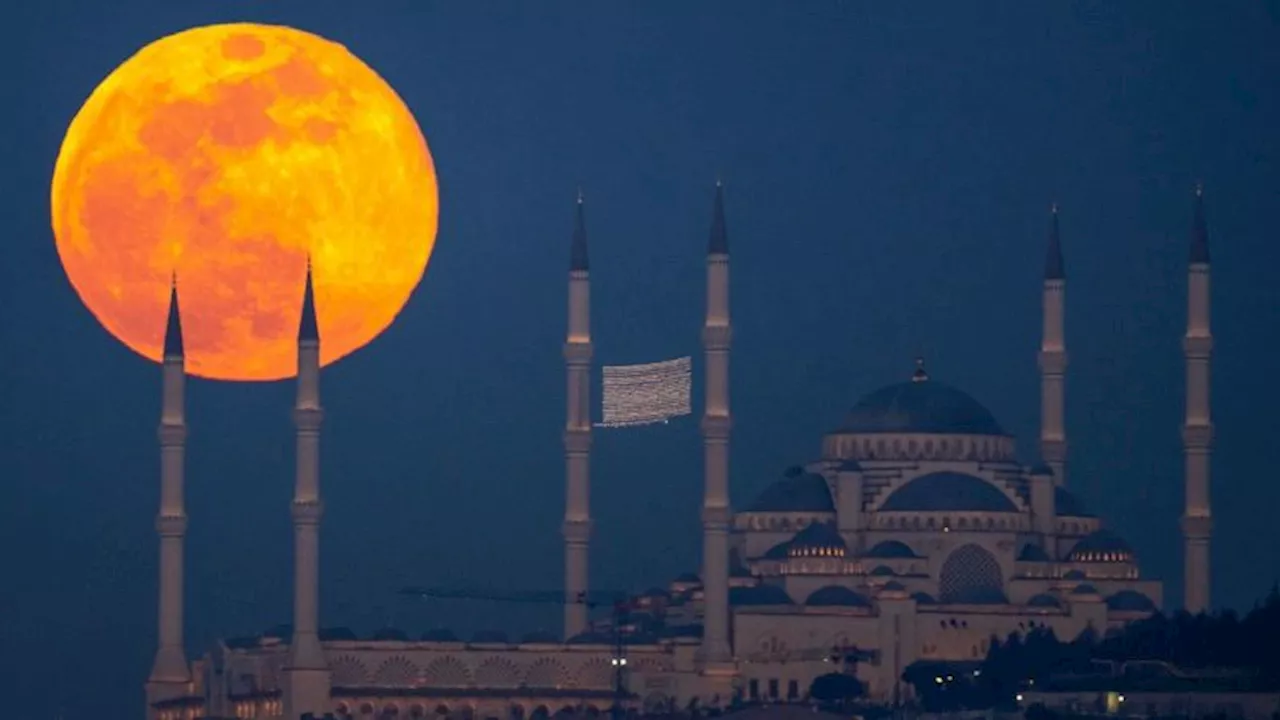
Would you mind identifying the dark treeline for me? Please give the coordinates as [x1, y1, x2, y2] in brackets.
[903, 586, 1280, 711]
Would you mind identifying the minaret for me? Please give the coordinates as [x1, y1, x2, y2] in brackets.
[562, 191, 593, 639]
[1039, 204, 1068, 485]
[1182, 186, 1213, 613]
[147, 275, 190, 710]
[700, 181, 733, 671]
[283, 259, 331, 718]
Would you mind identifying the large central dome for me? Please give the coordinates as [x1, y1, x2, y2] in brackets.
[840, 367, 1005, 436]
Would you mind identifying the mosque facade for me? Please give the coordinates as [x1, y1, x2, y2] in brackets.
[146, 187, 1215, 720]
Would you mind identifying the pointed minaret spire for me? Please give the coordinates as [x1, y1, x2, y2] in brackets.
[1045, 203, 1065, 280]
[1039, 203, 1069, 485]
[298, 256, 320, 343]
[1190, 183, 1210, 264]
[148, 271, 190, 709]
[1182, 184, 1213, 613]
[163, 272, 184, 358]
[562, 191, 593, 638]
[708, 180, 729, 256]
[700, 179, 734, 685]
[570, 189, 589, 272]
[284, 253, 330, 717]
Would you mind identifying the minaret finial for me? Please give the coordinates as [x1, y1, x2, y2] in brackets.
[1044, 203, 1065, 280]
[1190, 184, 1210, 264]
[912, 356, 929, 383]
[708, 180, 728, 255]
[163, 273, 184, 359]
[298, 256, 320, 343]
[570, 191, 589, 271]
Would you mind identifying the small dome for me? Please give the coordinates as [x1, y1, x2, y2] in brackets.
[880, 472, 1018, 513]
[566, 631, 612, 645]
[944, 587, 1009, 605]
[520, 630, 559, 644]
[672, 572, 701, 586]
[840, 374, 1005, 436]
[1071, 583, 1100, 596]
[641, 586, 671, 599]
[730, 585, 793, 606]
[763, 541, 791, 560]
[787, 521, 847, 558]
[1027, 593, 1062, 608]
[1029, 462, 1054, 476]
[805, 585, 872, 607]
[1063, 569, 1086, 580]
[869, 565, 896, 577]
[865, 540, 919, 559]
[421, 628, 458, 642]
[1069, 530, 1135, 563]
[882, 580, 907, 592]
[372, 627, 409, 641]
[1055, 486, 1094, 518]
[911, 591, 937, 604]
[747, 467, 835, 513]
[1106, 590, 1157, 612]
[471, 630, 509, 643]
[1018, 544, 1053, 562]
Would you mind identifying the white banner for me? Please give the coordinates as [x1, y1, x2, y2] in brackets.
[598, 357, 692, 428]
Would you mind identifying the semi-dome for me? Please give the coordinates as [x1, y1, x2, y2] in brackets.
[747, 467, 835, 513]
[1068, 530, 1134, 563]
[1018, 544, 1053, 562]
[1055, 486, 1095, 518]
[805, 585, 872, 607]
[841, 368, 1005, 436]
[865, 540, 919, 559]
[730, 585, 793, 606]
[787, 521, 847, 558]
[879, 472, 1019, 513]
[1027, 593, 1062, 608]
[1106, 590, 1157, 612]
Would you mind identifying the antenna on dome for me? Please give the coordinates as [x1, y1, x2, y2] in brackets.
[912, 356, 929, 383]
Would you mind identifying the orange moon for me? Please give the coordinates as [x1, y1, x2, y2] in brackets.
[51, 23, 438, 381]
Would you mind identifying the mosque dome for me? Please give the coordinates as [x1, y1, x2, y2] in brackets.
[747, 467, 835, 513]
[879, 472, 1019, 513]
[840, 364, 1006, 436]
[786, 521, 847, 558]
[1106, 590, 1157, 612]
[1027, 593, 1062, 608]
[805, 585, 872, 608]
[1018, 544, 1053, 562]
[910, 591, 937, 604]
[1055, 486, 1095, 518]
[730, 585, 793, 607]
[1068, 530, 1135, 563]
[1063, 569, 1087, 580]
[864, 540, 920, 559]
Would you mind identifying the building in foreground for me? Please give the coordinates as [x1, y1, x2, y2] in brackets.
[146, 187, 1217, 720]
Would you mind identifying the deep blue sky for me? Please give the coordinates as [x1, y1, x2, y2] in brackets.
[3, 1, 1279, 717]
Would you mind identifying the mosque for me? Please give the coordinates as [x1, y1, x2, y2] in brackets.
[145, 186, 1215, 720]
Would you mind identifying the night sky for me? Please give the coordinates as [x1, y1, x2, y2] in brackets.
[3, 2, 1279, 718]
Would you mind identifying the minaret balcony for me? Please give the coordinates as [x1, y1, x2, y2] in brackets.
[701, 325, 732, 350]
[1180, 424, 1213, 448]
[1180, 514, 1213, 539]
[290, 499, 324, 524]
[562, 427, 592, 453]
[561, 518, 592, 542]
[1182, 335, 1213, 358]
[1036, 350, 1068, 374]
[701, 415, 731, 440]
[155, 513, 189, 537]
[157, 423, 187, 446]
[562, 341, 593, 364]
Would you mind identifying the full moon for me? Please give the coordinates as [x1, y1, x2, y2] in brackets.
[52, 23, 438, 381]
